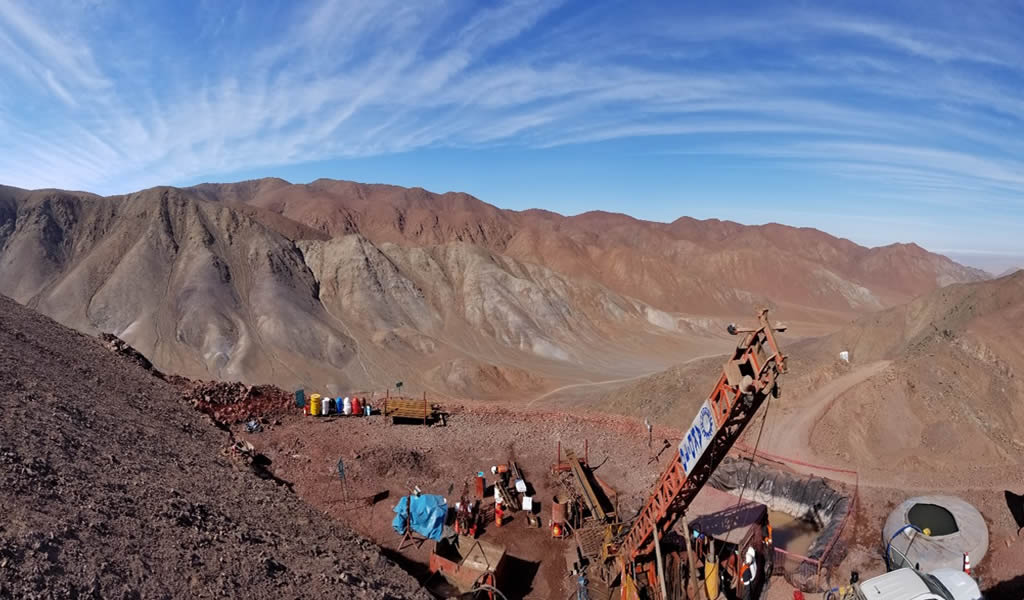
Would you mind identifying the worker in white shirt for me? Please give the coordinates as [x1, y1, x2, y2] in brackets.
[740, 546, 758, 600]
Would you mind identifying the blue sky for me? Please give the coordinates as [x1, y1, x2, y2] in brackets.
[1, 1, 1023, 263]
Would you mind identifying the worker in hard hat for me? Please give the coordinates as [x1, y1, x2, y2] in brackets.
[739, 546, 758, 600]
[490, 464, 510, 487]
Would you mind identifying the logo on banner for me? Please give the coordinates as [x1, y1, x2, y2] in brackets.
[678, 401, 718, 475]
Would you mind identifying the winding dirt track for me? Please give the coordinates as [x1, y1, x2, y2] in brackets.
[524, 371, 660, 407]
[754, 360, 1024, 492]
[760, 360, 891, 465]
[525, 352, 727, 408]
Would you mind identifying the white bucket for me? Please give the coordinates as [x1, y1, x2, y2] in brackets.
[522, 496, 533, 511]
[839, 350, 850, 362]
[343, 397, 352, 415]
[321, 398, 329, 416]
[515, 479, 527, 494]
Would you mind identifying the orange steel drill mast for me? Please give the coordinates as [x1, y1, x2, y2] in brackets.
[613, 308, 787, 598]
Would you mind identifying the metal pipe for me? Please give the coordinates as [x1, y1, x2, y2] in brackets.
[653, 524, 668, 600]
[682, 513, 702, 600]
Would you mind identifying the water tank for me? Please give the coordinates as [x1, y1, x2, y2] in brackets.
[882, 495, 988, 572]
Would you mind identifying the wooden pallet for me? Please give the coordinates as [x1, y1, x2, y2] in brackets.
[383, 396, 439, 423]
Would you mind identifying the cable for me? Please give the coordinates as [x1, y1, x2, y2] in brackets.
[469, 583, 509, 600]
[734, 392, 772, 511]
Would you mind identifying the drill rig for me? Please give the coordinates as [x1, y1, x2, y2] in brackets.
[600, 308, 788, 600]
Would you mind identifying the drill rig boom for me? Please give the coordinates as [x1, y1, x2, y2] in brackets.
[614, 308, 787, 584]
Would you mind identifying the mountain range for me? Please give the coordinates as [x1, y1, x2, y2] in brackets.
[0, 179, 988, 398]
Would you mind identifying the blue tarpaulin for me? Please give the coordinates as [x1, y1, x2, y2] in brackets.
[392, 494, 447, 541]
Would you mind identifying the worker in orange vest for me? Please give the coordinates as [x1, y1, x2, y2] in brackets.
[495, 500, 504, 527]
[762, 521, 774, 578]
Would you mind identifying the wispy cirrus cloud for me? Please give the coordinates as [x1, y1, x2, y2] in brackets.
[0, 0, 1022, 240]
[813, 17, 1015, 66]
[0, 1, 109, 90]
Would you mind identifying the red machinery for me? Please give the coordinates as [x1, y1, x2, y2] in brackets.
[609, 308, 787, 599]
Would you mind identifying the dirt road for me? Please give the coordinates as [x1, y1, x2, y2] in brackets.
[759, 360, 891, 468]
[526, 352, 728, 408]
[524, 370, 661, 407]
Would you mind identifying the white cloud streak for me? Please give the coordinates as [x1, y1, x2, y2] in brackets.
[0, 0, 1021, 230]
[0, 1, 108, 90]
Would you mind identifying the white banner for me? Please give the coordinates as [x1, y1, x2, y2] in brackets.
[678, 399, 719, 475]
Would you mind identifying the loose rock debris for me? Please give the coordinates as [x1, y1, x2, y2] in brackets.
[0, 297, 430, 600]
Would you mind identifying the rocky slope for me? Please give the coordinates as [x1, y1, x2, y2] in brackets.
[602, 271, 1024, 475]
[0, 179, 987, 398]
[0, 186, 359, 389]
[789, 270, 1024, 473]
[188, 178, 987, 318]
[0, 185, 698, 396]
[0, 293, 429, 599]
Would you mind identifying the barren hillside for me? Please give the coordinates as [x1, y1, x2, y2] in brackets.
[600, 272, 1024, 481]
[0, 293, 427, 599]
[189, 178, 987, 318]
[0, 185, 705, 397]
[0, 186, 362, 388]
[0, 179, 987, 400]
[787, 271, 1024, 476]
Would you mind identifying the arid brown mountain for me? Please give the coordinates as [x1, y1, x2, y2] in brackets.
[0, 184, 699, 396]
[0, 185, 360, 389]
[188, 178, 987, 319]
[0, 293, 428, 599]
[0, 179, 987, 398]
[601, 271, 1024, 477]
[796, 271, 1024, 469]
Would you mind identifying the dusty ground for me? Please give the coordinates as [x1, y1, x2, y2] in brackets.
[240, 393, 1024, 600]
[239, 406, 675, 599]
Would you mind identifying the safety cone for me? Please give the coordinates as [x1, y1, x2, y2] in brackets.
[963, 552, 971, 575]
